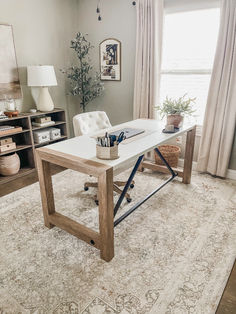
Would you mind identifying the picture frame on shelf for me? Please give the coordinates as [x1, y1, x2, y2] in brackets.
[0, 24, 22, 100]
[99, 38, 121, 81]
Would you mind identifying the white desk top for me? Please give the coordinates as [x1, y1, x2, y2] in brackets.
[46, 119, 195, 175]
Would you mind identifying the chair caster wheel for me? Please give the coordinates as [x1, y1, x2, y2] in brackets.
[84, 186, 89, 191]
[127, 198, 132, 203]
[95, 200, 99, 206]
[130, 183, 134, 189]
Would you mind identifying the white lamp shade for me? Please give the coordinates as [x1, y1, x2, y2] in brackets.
[27, 65, 57, 87]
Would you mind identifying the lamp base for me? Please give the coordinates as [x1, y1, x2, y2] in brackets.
[37, 87, 54, 112]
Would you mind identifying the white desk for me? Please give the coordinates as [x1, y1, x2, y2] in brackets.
[45, 119, 195, 175]
[36, 119, 196, 262]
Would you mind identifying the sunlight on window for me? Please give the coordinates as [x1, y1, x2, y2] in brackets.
[160, 8, 220, 125]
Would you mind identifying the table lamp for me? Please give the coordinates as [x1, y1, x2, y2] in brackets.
[27, 65, 57, 112]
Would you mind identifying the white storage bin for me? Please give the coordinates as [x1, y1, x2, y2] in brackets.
[33, 130, 50, 144]
[49, 127, 61, 140]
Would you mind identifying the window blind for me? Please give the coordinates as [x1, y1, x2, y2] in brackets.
[164, 0, 220, 14]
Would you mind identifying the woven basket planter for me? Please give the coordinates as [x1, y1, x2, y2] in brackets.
[155, 145, 181, 168]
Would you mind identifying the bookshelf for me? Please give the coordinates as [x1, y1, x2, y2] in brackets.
[0, 108, 67, 184]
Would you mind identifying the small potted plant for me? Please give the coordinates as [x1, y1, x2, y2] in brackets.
[156, 94, 196, 128]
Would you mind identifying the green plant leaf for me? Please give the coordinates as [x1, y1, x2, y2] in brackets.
[61, 32, 104, 112]
[155, 94, 196, 118]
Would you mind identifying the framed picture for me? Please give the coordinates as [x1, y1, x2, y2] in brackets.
[0, 24, 22, 100]
[100, 38, 121, 81]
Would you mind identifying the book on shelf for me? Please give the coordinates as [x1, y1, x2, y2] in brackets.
[0, 125, 15, 131]
[0, 111, 8, 120]
[0, 126, 23, 136]
[0, 115, 8, 120]
[32, 121, 55, 127]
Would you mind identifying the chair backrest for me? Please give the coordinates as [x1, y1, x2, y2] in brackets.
[73, 111, 112, 136]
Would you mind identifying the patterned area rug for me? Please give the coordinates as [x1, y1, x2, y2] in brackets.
[0, 169, 235, 314]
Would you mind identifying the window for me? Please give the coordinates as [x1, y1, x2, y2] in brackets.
[160, 8, 220, 125]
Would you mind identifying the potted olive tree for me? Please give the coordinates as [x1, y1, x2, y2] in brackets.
[156, 94, 196, 127]
[62, 33, 104, 112]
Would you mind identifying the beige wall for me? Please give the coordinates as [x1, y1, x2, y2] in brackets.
[0, 0, 137, 133]
[76, 0, 136, 126]
[0, 0, 79, 136]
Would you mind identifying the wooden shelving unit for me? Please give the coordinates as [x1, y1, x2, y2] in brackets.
[0, 167, 35, 184]
[0, 108, 67, 185]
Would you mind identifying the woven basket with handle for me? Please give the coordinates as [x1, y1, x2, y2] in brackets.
[154, 145, 181, 168]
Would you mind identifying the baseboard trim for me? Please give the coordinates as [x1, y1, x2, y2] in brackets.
[226, 169, 236, 180]
[178, 159, 197, 171]
[178, 159, 236, 180]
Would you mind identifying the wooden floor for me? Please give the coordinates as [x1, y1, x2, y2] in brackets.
[0, 170, 235, 313]
[216, 260, 236, 314]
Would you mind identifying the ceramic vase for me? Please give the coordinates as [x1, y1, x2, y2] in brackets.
[0, 153, 20, 176]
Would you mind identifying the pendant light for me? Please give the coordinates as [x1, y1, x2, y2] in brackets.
[96, 0, 102, 21]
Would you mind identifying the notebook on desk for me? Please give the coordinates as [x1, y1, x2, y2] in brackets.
[109, 128, 145, 139]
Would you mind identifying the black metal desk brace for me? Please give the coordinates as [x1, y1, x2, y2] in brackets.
[113, 147, 178, 227]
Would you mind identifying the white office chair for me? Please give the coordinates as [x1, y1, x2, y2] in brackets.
[73, 111, 134, 204]
[73, 111, 112, 137]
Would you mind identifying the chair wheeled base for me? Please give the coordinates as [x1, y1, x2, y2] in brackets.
[84, 180, 135, 205]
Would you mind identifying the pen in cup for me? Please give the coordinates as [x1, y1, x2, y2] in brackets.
[96, 132, 126, 147]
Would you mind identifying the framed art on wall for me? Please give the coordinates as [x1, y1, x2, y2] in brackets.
[100, 38, 121, 81]
[0, 24, 22, 100]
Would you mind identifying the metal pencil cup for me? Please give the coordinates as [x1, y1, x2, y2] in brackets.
[96, 144, 119, 160]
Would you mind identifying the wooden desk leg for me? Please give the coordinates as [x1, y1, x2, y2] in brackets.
[36, 155, 55, 229]
[98, 168, 114, 262]
[138, 164, 144, 172]
[183, 126, 196, 184]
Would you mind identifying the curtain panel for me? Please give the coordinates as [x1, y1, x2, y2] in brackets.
[197, 0, 236, 177]
[133, 0, 164, 119]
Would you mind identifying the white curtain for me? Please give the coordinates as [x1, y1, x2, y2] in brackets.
[197, 0, 236, 177]
[133, 0, 164, 119]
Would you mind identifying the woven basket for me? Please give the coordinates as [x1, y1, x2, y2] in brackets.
[154, 145, 180, 168]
